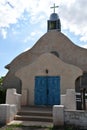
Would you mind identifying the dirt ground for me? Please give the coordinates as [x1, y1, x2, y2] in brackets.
[0, 125, 64, 130]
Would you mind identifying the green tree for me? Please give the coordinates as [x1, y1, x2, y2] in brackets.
[0, 76, 6, 104]
[0, 76, 4, 86]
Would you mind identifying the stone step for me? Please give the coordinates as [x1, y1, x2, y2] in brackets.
[17, 111, 52, 117]
[21, 106, 52, 111]
[14, 115, 53, 122]
[14, 106, 53, 122]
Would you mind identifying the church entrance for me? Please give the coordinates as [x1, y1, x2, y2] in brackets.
[34, 76, 60, 105]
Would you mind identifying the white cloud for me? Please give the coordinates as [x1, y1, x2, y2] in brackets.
[80, 44, 87, 49]
[23, 30, 43, 43]
[60, 0, 87, 42]
[80, 35, 87, 42]
[23, 36, 31, 43]
[0, 0, 31, 28]
[1, 28, 7, 39]
[0, 0, 87, 42]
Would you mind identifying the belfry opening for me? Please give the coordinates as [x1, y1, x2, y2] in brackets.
[47, 3, 61, 32]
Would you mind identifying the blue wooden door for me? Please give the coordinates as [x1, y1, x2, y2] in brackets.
[47, 76, 60, 105]
[34, 76, 47, 105]
[34, 76, 60, 105]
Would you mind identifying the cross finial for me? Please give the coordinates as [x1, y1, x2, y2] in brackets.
[50, 3, 59, 13]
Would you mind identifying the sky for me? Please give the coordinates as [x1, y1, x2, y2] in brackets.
[0, 0, 87, 77]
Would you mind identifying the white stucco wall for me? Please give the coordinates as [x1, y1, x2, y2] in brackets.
[4, 31, 87, 94]
[16, 53, 82, 105]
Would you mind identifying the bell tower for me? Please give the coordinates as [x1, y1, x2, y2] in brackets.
[47, 3, 61, 32]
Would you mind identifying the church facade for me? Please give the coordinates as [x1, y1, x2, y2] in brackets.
[3, 7, 87, 108]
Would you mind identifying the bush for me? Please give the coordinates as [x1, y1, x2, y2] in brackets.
[0, 76, 6, 104]
[0, 86, 6, 104]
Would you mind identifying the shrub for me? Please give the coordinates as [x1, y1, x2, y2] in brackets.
[0, 86, 6, 104]
[0, 76, 6, 104]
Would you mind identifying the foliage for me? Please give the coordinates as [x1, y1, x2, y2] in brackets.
[0, 76, 4, 86]
[0, 125, 82, 130]
[6, 128, 13, 130]
[0, 76, 6, 104]
[0, 88, 6, 104]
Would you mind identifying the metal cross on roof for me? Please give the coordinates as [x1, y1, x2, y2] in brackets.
[50, 3, 59, 13]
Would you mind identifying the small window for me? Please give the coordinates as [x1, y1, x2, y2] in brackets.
[49, 21, 56, 30]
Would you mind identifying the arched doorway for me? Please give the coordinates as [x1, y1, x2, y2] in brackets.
[75, 76, 82, 110]
[75, 73, 87, 110]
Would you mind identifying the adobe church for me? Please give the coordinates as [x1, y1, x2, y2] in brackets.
[3, 4, 87, 108]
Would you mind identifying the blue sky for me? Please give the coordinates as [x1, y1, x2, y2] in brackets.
[0, 0, 87, 77]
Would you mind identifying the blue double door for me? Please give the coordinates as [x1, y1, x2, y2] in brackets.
[34, 76, 60, 105]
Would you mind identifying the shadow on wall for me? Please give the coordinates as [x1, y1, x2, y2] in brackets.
[3, 75, 22, 94]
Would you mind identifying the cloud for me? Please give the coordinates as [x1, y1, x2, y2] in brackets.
[23, 30, 43, 43]
[80, 36, 87, 42]
[0, 0, 87, 42]
[1, 28, 7, 39]
[80, 44, 87, 49]
[0, 0, 59, 28]
[60, 0, 87, 42]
